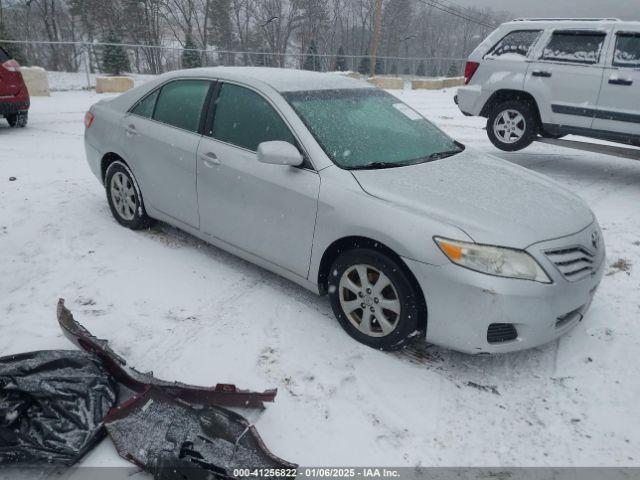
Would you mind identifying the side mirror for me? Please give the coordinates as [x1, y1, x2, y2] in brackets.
[257, 141, 304, 167]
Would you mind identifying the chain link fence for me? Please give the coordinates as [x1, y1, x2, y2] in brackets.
[0, 39, 467, 88]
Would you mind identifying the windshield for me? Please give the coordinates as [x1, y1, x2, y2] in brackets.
[283, 88, 463, 169]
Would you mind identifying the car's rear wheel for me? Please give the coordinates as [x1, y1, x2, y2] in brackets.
[6, 112, 28, 128]
[105, 161, 154, 230]
[487, 100, 537, 151]
[328, 249, 421, 351]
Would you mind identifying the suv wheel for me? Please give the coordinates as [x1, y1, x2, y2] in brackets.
[328, 249, 421, 351]
[105, 161, 154, 230]
[487, 100, 538, 152]
[6, 112, 28, 128]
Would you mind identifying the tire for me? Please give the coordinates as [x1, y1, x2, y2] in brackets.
[6, 112, 28, 128]
[541, 131, 566, 140]
[328, 248, 422, 351]
[105, 161, 154, 230]
[486, 100, 538, 152]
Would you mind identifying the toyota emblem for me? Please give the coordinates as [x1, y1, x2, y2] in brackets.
[591, 231, 600, 250]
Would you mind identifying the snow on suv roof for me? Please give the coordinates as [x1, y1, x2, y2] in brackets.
[162, 66, 373, 93]
[503, 18, 640, 29]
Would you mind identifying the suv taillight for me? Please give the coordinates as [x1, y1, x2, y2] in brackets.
[84, 111, 95, 129]
[2, 59, 21, 72]
[464, 61, 479, 85]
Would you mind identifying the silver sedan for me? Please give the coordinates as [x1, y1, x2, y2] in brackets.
[84, 67, 605, 354]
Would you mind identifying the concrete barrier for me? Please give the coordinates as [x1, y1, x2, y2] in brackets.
[412, 76, 465, 90]
[367, 76, 404, 90]
[20, 67, 50, 96]
[411, 78, 445, 90]
[443, 76, 465, 88]
[96, 76, 134, 94]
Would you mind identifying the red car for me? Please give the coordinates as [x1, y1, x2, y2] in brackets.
[0, 46, 29, 128]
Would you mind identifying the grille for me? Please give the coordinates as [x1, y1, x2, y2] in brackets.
[545, 246, 595, 282]
[487, 323, 518, 343]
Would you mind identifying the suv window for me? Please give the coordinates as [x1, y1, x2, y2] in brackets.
[131, 89, 160, 118]
[542, 30, 606, 64]
[486, 30, 542, 59]
[0, 47, 10, 62]
[613, 33, 640, 68]
[210, 83, 296, 151]
[153, 80, 211, 132]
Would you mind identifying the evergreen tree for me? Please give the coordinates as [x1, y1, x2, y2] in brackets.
[334, 45, 347, 72]
[0, 22, 26, 65]
[357, 54, 370, 75]
[447, 63, 459, 77]
[181, 34, 202, 69]
[102, 29, 129, 75]
[416, 59, 426, 77]
[303, 39, 320, 71]
[375, 58, 384, 75]
[403, 65, 411, 75]
[389, 63, 398, 75]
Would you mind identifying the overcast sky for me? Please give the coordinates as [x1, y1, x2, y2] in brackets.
[454, 0, 640, 22]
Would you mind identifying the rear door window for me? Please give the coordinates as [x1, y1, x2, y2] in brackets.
[541, 30, 606, 64]
[209, 83, 296, 151]
[486, 30, 542, 59]
[153, 79, 211, 133]
[131, 89, 160, 118]
[613, 33, 640, 68]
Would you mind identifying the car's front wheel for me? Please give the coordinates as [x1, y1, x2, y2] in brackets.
[105, 161, 154, 230]
[328, 249, 421, 351]
[487, 100, 538, 151]
[6, 112, 28, 128]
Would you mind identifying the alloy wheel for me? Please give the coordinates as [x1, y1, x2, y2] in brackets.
[110, 172, 137, 221]
[338, 264, 401, 337]
[493, 109, 526, 144]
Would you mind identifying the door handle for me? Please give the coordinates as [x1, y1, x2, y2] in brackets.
[531, 70, 552, 78]
[125, 124, 138, 137]
[609, 77, 633, 86]
[199, 151, 220, 167]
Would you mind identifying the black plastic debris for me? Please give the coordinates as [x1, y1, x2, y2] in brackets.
[0, 350, 117, 466]
[0, 301, 295, 476]
[105, 387, 295, 480]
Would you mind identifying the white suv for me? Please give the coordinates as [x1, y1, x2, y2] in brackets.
[456, 19, 640, 151]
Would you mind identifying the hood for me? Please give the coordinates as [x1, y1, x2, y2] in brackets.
[350, 148, 594, 249]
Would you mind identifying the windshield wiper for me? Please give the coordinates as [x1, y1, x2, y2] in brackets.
[427, 147, 464, 161]
[351, 161, 398, 170]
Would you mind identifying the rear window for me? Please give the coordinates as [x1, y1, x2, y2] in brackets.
[542, 30, 606, 64]
[613, 33, 640, 68]
[486, 30, 542, 59]
[0, 47, 10, 62]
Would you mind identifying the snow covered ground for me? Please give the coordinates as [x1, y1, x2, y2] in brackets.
[1, 83, 639, 471]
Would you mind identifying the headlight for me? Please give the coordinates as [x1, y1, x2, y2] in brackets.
[434, 237, 551, 283]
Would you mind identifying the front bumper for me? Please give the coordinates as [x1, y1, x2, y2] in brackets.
[404, 225, 606, 354]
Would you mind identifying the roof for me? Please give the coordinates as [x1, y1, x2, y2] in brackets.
[502, 18, 640, 30]
[162, 67, 374, 93]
